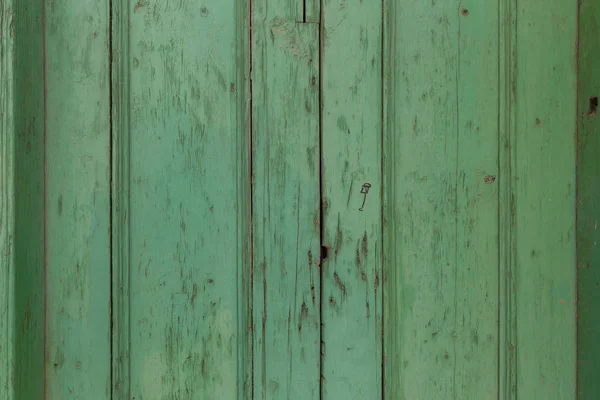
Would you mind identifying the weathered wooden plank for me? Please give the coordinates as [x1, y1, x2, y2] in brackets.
[12, 1, 45, 398]
[235, 4, 253, 396]
[251, 0, 321, 398]
[320, 1, 382, 398]
[384, 0, 499, 398]
[123, 1, 250, 398]
[453, 0, 499, 396]
[577, 0, 600, 397]
[111, 0, 131, 397]
[0, 1, 15, 397]
[44, 0, 112, 397]
[498, 0, 517, 396]
[513, 1, 577, 398]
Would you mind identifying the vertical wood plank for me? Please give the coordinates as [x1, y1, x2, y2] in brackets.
[498, 0, 517, 397]
[12, 1, 46, 398]
[513, 1, 577, 398]
[0, 1, 14, 397]
[236, 4, 253, 396]
[454, 0, 500, 396]
[123, 1, 250, 398]
[385, 1, 459, 397]
[384, 0, 499, 398]
[111, 0, 131, 397]
[320, 1, 382, 398]
[252, 0, 321, 398]
[577, 0, 600, 396]
[304, 0, 319, 23]
[44, 0, 112, 397]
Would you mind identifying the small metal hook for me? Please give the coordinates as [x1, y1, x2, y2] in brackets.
[359, 183, 371, 211]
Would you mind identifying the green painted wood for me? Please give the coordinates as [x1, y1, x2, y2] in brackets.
[9, 1, 112, 398]
[0, 0, 591, 398]
[110, 1, 131, 398]
[0, 1, 14, 397]
[304, 0, 319, 23]
[454, 0, 500, 395]
[320, 1, 382, 398]
[44, 0, 112, 397]
[119, 0, 251, 398]
[498, 0, 517, 396]
[383, 1, 500, 398]
[513, 1, 577, 398]
[251, 0, 321, 398]
[577, 0, 600, 397]
[12, 1, 46, 399]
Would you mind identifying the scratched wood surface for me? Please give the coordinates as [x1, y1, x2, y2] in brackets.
[577, 0, 600, 397]
[320, 1, 382, 399]
[118, 0, 250, 398]
[512, 0, 577, 398]
[455, 1, 501, 396]
[0, 0, 589, 398]
[251, 0, 321, 399]
[384, 0, 577, 399]
[6, 1, 113, 399]
[384, 1, 500, 398]
[44, 0, 112, 397]
[497, 0, 517, 395]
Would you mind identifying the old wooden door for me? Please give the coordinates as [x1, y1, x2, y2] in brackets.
[1, 0, 598, 399]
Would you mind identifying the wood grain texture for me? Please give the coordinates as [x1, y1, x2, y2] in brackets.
[385, 0, 578, 398]
[111, 0, 131, 397]
[12, 1, 46, 399]
[577, 0, 600, 397]
[44, 0, 112, 397]
[251, 0, 321, 398]
[121, 0, 250, 398]
[384, 0, 500, 398]
[498, 0, 518, 397]
[304, 0, 319, 23]
[320, 1, 382, 398]
[454, 0, 499, 395]
[513, 1, 577, 398]
[0, 1, 14, 397]
[1, 0, 589, 398]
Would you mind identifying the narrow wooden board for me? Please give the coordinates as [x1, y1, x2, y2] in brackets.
[121, 1, 250, 398]
[0, 1, 15, 397]
[384, 0, 500, 398]
[320, 1, 382, 398]
[251, 0, 321, 398]
[11, 2, 46, 398]
[454, 0, 500, 395]
[513, 1, 577, 398]
[44, 0, 112, 397]
[577, 0, 600, 396]
[498, 0, 517, 396]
